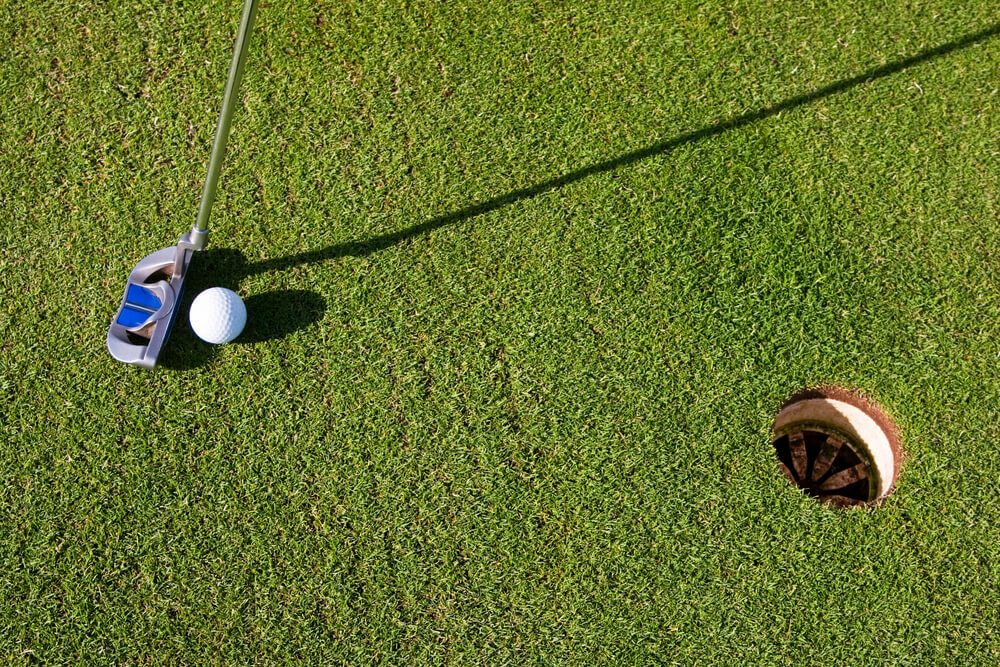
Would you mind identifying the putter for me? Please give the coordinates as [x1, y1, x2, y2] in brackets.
[107, 0, 258, 368]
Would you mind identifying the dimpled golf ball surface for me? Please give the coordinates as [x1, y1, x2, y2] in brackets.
[189, 287, 247, 344]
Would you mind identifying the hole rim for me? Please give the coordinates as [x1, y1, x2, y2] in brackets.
[771, 386, 903, 507]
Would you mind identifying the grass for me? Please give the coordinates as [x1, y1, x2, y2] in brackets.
[2, 0, 999, 662]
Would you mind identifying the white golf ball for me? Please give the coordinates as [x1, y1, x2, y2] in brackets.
[189, 287, 247, 344]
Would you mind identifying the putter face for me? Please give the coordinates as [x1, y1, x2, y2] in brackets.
[107, 244, 193, 368]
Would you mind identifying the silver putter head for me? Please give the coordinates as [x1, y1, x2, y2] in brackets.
[107, 230, 204, 368]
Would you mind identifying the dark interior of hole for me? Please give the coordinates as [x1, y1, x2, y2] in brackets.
[773, 430, 871, 504]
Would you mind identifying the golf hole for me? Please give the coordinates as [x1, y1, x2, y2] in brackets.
[771, 387, 901, 507]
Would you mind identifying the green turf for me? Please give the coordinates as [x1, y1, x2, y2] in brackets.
[2, 0, 999, 662]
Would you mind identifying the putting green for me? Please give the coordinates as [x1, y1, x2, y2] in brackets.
[1, 0, 998, 662]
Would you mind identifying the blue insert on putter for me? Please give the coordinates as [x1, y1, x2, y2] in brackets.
[107, 0, 258, 368]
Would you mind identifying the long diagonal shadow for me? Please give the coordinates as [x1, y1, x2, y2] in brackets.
[250, 23, 998, 275]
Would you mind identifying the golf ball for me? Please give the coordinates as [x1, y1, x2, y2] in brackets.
[189, 287, 247, 344]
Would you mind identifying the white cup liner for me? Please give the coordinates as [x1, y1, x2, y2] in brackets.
[772, 387, 901, 505]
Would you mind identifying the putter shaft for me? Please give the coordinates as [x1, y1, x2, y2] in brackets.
[194, 0, 258, 237]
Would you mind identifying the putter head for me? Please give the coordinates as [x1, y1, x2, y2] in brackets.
[107, 235, 199, 368]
